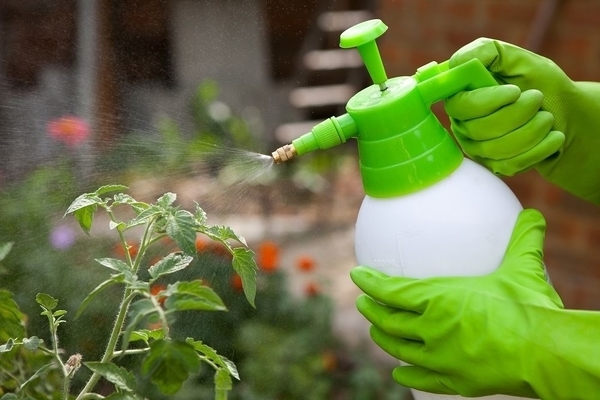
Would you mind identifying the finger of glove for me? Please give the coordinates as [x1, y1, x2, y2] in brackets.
[449, 38, 541, 82]
[356, 294, 423, 340]
[458, 110, 554, 160]
[444, 84, 520, 121]
[370, 325, 426, 366]
[392, 366, 457, 396]
[451, 89, 544, 141]
[482, 130, 565, 176]
[351, 266, 428, 313]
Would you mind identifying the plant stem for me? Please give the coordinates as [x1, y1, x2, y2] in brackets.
[77, 216, 155, 399]
[112, 347, 151, 357]
[75, 290, 138, 399]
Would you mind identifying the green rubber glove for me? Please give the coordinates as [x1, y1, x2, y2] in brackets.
[444, 38, 600, 204]
[351, 209, 600, 399]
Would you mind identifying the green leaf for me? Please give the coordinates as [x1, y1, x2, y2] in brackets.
[95, 184, 129, 197]
[1, 394, 18, 400]
[207, 225, 247, 246]
[35, 293, 58, 311]
[65, 193, 103, 234]
[0, 290, 25, 341]
[109, 220, 126, 231]
[149, 252, 194, 281]
[186, 338, 239, 380]
[157, 192, 177, 208]
[0, 338, 14, 353]
[19, 363, 54, 392]
[121, 299, 158, 352]
[164, 280, 226, 312]
[129, 328, 165, 344]
[84, 362, 136, 392]
[23, 336, 42, 350]
[95, 258, 135, 283]
[73, 204, 97, 235]
[76, 278, 118, 319]
[0, 242, 13, 262]
[194, 202, 207, 226]
[165, 210, 197, 256]
[65, 193, 103, 215]
[141, 339, 200, 395]
[232, 248, 258, 308]
[129, 205, 162, 227]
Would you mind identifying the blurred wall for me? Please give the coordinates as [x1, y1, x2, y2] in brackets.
[377, 0, 600, 310]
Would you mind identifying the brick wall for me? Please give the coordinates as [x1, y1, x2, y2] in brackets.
[377, 0, 600, 310]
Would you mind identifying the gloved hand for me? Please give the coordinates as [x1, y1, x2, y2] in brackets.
[444, 38, 600, 204]
[351, 209, 600, 399]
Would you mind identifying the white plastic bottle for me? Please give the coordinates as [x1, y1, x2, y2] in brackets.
[355, 158, 524, 400]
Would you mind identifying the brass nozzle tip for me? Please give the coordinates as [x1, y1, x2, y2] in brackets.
[272, 144, 297, 164]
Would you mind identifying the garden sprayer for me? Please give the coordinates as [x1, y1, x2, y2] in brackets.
[272, 19, 537, 400]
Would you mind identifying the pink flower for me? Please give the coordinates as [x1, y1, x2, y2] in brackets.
[47, 115, 89, 147]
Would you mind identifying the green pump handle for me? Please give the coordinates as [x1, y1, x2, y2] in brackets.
[289, 19, 499, 198]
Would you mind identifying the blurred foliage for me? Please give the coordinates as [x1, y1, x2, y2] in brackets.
[0, 79, 403, 399]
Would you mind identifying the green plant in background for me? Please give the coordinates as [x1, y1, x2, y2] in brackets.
[0, 185, 258, 399]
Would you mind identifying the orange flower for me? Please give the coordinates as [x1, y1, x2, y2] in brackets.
[257, 241, 279, 272]
[321, 350, 337, 372]
[296, 256, 316, 273]
[304, 281, 320, 297]
[150, 284, 166, 306]
[195, 236, 208, 252]
[230, 274, 243, 292]
[113, 241, 138, 259]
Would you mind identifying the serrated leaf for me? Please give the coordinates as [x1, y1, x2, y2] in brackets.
[232, 248, 258, 307]
[76, 278, 118, 319]
[164, 280, 226, 312]
[121, 299, 158, 352]
[129, 205, 162, 227]
[95, 184, 129, 196]
[157, 192, 177, 208]
[149, 253, 194, 281]
[85, 362, 136, 392]
[19, 363, 53, 392]
[185, 338, 239, 380]
[130, 328, 165, 344]
[0, 242, 13, 262]
[207, 225, 246, 246]
[141, 339, 200, 395]
[95, 258, 136, 283]
[36, 293, 58, 311]
[194, 202, 207, 226]
[65, 193, 103, 215]
[0, 290, 25, 341]
[23, 336, 42, 350]
[165, 210, 197, 256]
